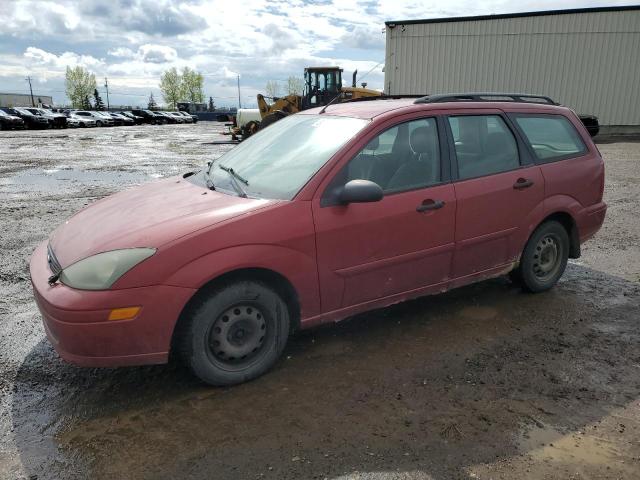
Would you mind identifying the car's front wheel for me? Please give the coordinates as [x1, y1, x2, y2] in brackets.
[513, 220, 569, 293]
[177, 281, 290, 386]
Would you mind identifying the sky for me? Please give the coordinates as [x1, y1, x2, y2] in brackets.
[0, 0, 635, 108]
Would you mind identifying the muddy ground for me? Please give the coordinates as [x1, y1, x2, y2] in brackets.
[0, 123, 638, 480]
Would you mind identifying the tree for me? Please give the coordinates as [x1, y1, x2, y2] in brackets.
[93, 89, 105, 110]
[65, 66, 97, 109]
[265, 80, 280, 98]
[148, 93, 157, 110]
[181, 67, 205, 103]
[159, 67, 183, 109]
[208, 96, 215, 112]
[82, 94, 92, 110]
[286, 76, 304, 95]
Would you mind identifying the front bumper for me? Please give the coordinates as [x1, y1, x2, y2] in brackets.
[30, 241, 196, 367]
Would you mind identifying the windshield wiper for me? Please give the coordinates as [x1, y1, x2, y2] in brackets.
[219, 164, 248, 198]
[202, 163, 215, 190]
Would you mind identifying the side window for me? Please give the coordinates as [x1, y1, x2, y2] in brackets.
[341, 117, 441, 193]
[448, 115, 520, 180]
[514, 115, 587, 161]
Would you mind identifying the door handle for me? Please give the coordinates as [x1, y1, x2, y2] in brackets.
[513, 178, 534, 189]
[416, 199, 445, 212]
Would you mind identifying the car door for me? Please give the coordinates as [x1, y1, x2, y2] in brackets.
[445, 111, 545, 283]
[312, 116, 456, 312]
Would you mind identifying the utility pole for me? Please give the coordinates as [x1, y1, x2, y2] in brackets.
[104, 77, 110, 110]
[25, 76, 35, 106]
[237, 75, 242, 109]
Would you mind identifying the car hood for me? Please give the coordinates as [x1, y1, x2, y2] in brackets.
[50, 175, 275, 267]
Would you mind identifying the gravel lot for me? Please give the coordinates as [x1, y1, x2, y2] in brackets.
[0, 123, 639, 480]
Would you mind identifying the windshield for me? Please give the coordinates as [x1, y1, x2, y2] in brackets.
[208, 114, 369, 200]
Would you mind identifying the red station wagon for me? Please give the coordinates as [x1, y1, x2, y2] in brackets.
[30, 93, 607, 385]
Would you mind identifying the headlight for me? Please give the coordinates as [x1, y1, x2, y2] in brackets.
[59, 248, 156, 290]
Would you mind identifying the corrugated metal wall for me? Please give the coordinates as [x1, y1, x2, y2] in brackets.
[384, 9, 640, 126]
[0, 93, 54, 108]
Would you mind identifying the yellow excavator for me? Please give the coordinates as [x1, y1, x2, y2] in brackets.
[251, 67, 381, 133]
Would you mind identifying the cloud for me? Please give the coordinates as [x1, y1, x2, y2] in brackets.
[78, 0, 207, 36]
[1, 0, 616, 107]
[24, 47, 104, 70]
[261, 23, 298, 54]
[108, 47, 137, 59]
[341, 26, 386, 50]
[139, 44, 178, 63]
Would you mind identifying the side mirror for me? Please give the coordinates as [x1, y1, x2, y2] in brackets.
[339, 179, 384, 204]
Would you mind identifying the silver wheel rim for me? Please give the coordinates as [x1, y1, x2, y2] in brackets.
[208, 304, 267, 366]
[532, 234, 562, 281]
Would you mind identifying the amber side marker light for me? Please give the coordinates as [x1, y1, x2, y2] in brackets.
[108, 306, 141, 321]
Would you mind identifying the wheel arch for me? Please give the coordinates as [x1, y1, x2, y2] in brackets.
[536, 211, 580, 259]
[170, 267, 301, 356]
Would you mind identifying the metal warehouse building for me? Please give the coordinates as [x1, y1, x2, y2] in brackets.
[384, 6, 640, 134]
[0, 93, 54, 108]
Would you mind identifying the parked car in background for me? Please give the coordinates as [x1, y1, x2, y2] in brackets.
[95, 112, 117, 126]
[73, 111, 114, 127]
[152, 111, 169, 124]
[110, 113, 135, 126]
[0, 109, 25, 129]
[1, 107, 49, 129]
[120, 111, 144, 124]
[25, 108, 68, 128]
[579, 114, 600, 138]
[67, 112, 97, 128]
[65, 116, 81, 128]
[172, 111, 193, 123]
[30, 93, 606, 386]
[156, 111, 178, 124]
[131, 109, 166, 124]
[177, 111, 198, 123]
[105, 112, 124, 126]
[166, 112, 187, 123]
[103, 112, 125, 126]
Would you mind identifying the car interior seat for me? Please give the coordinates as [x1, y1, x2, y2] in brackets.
[386, 125, 439, 191]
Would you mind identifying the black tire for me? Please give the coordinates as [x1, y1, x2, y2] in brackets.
[177, 281, 290, 386]
[514, 220, 569, 293]
[96, 120, 103, 127]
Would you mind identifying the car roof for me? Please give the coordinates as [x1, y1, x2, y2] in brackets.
[300, 98, 572, 120]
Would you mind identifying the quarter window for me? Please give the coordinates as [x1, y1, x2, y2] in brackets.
[341, 117, 441, 193]
[514, 115, 587, 161]
[448, 115, 520, 180]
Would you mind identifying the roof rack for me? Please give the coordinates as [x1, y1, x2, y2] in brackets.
[342, 94, 427, 104]
[413, 93, 559, 105]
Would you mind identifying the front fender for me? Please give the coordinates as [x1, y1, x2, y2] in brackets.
[163, 244, 320, 319]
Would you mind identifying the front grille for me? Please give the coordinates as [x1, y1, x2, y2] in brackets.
[47, 244, 62, 276]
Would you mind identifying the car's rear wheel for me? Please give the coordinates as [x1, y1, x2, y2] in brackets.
[177, 281, 290, 386]
[513, 220, 569, 293]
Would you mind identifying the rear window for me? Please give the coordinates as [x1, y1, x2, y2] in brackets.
[448, 115, 520, 180]
[514, 114, 587, 161]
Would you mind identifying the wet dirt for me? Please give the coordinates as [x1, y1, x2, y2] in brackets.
[0, 124, 639, 480]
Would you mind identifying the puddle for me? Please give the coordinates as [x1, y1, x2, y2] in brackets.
[0, 168, 151, 193]
[518, 423, 630, 470]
